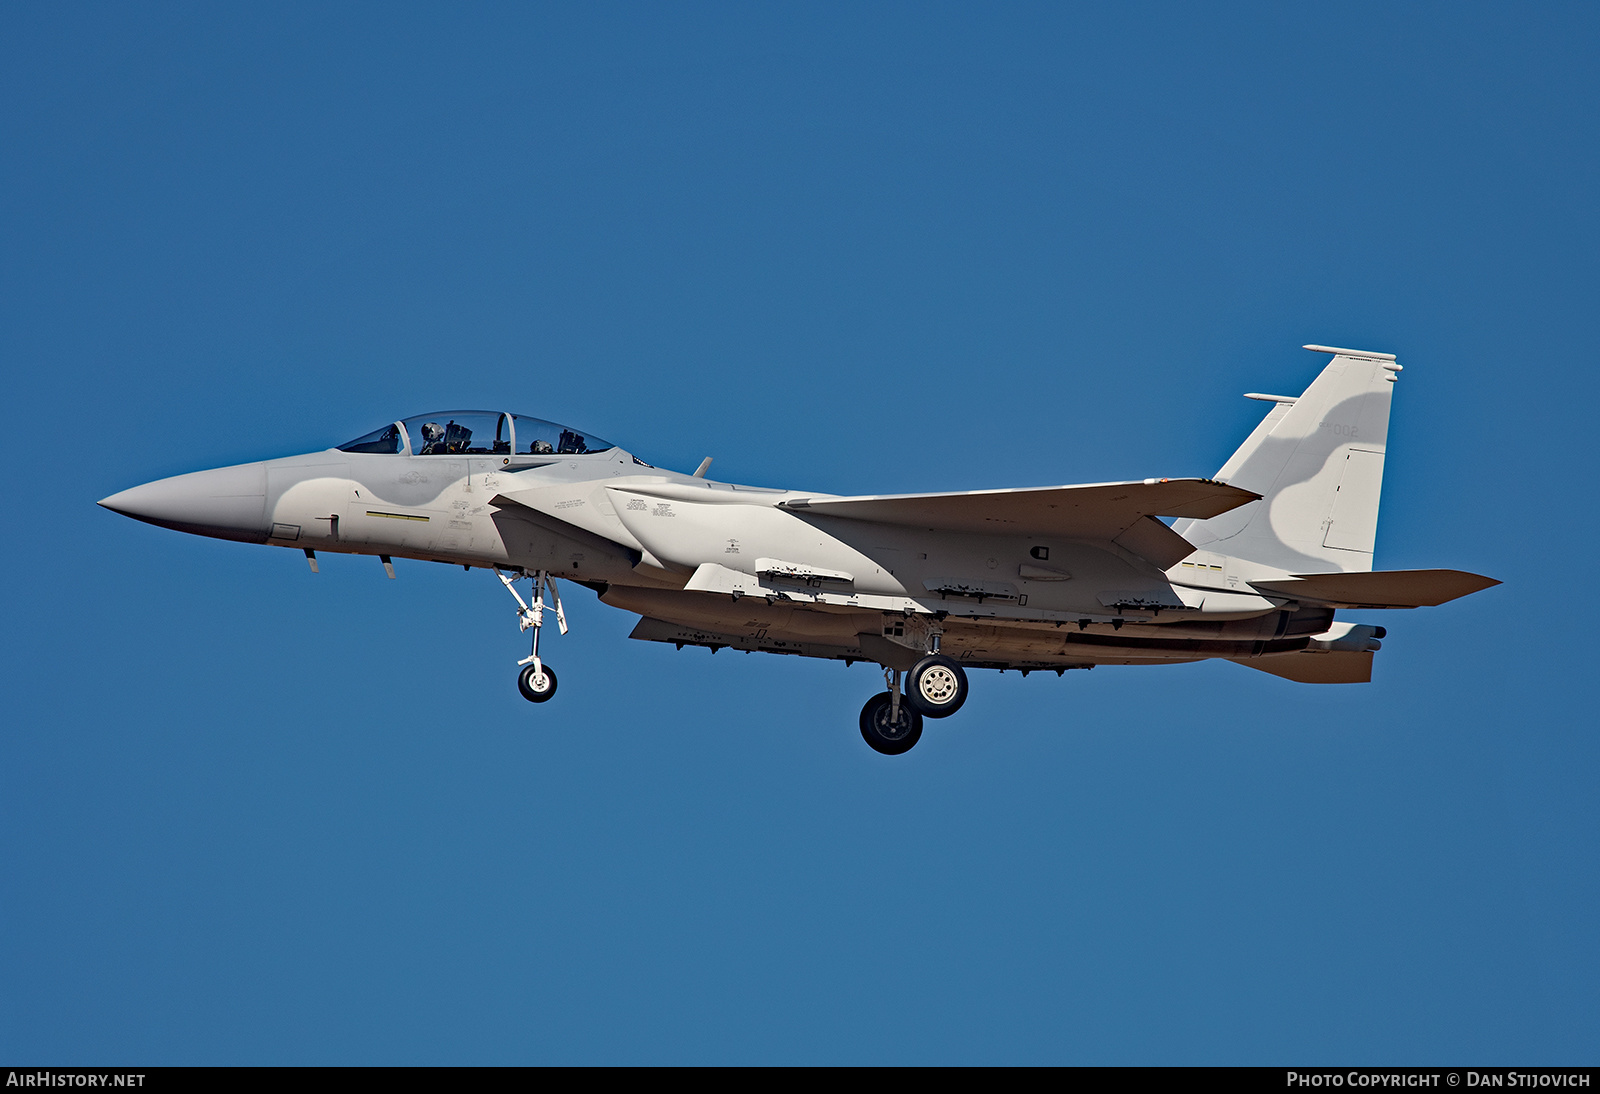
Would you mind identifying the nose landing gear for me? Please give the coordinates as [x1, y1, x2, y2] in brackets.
[497, 568, 567, 705]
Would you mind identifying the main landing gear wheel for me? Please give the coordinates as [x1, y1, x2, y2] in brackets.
[517, 663, 558, 703]
[905, 654, 968, 719]
[859, 692, 923, 755]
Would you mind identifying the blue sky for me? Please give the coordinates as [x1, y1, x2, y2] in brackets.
[3, 2, 1596, 1064]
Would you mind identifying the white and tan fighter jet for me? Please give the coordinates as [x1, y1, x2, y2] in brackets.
[101, 345, 1498, 754]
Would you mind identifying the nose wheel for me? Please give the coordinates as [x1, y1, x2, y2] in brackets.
[518, 662, 558, 703]
[497, 568, 568, 706]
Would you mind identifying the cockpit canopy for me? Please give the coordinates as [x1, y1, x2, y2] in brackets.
[338, 412, 614, 457]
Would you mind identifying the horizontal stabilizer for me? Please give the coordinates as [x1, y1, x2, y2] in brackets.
[1249, 568, 1499, 609]
[1237, 650, 1374, 684]
[779, 479, 1258, 568]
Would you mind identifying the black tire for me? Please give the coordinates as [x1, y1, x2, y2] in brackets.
[859, 692, 923, 755]
[905, 654, 968, 719]
[517, 662, 558, 703]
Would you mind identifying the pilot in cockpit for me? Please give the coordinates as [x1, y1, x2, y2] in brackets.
[419, 421, 446, 455]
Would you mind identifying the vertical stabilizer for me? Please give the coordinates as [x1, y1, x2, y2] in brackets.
[1173, 345, 1400, 574]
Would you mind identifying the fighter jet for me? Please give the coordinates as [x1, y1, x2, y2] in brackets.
[99, 345, 1498, 754]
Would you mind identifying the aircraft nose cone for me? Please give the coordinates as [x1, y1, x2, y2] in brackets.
[99, 463, 270, 543]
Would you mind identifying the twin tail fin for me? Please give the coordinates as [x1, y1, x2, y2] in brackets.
[1174, 345, 1401, 574]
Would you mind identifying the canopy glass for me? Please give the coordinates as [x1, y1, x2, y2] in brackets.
[338, 412, 614, 456]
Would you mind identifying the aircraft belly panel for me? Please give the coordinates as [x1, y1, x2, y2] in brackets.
[937, 624, 1270, 665]
[627, 618, 862, 662]
[608, 582, 1312, 671]
[602, 586, 867, 645]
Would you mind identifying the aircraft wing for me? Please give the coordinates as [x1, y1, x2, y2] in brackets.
[778, 478, 1260, 569]
[1248, 569, 1500, 609]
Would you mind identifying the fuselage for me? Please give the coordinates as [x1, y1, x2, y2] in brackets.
[100, 347, 1502, 746]
[99, 409, 1370, 677]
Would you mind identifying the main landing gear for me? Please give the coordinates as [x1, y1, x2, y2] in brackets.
[858, 650, 970, 755]
[497, 569, 566, 705]
[905, 654, 968, 719]
[860, 669, 922, 755]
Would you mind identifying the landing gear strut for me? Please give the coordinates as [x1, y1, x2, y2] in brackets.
[497, 569, 567, 705]
[859, 667, 923, 755]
